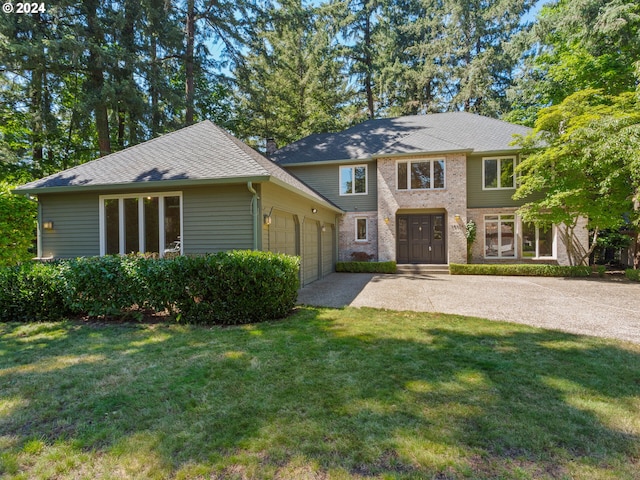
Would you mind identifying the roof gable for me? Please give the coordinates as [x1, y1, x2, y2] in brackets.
[15, 121, 341, 211]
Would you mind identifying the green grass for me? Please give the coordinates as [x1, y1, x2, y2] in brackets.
[1, 308, 639, 479]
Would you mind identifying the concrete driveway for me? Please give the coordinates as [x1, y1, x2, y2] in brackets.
[297, 273, 640, 344]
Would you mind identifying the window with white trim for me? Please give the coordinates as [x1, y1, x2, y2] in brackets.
[355, 218, 367, 241]
[522, 222, 556, 259]
[397, 159, 445, 190]
[100, 192, 182, 256]
[484, 214, 515, 258]
[483, 156, 516, 189]
[340, 165, 367, 195]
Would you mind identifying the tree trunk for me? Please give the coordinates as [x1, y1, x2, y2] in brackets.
[86, 0, 111, 156]
[185, 0, 195, 126]
[363, 7, 374, 119]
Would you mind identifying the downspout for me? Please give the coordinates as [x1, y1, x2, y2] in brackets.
[247, 182, 259, 251]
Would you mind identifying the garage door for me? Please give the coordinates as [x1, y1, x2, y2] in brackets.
[268, 210, 298, 256]
[303, 220, 319, 285]
[322, 224, 335, 277]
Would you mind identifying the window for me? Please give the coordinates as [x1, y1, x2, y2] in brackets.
[522, 223, 555, 259]
[340, 165, 367, 195]
[483, 156, 516, 189]
[485, 214, 515, 258]
[355, 218, 367, 241]
[100, 192, 182, 257]
[397, 159, 445, 190]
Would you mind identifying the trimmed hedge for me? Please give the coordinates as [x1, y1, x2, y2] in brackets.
[626, 269, 640, 282]
[0, 251, 299, 324]
[335, 261, 397, 274]
[449, 263, 592, 277]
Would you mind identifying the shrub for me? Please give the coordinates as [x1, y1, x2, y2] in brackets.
[336, 261, 396, 274]
[449, 263, 592, 277]
[626, 269, 640, 282]
[167, 251, 299, 324]
[0, 261, 69, 322]
[63, 255, 150, 318]
[0, 251, 299, 324]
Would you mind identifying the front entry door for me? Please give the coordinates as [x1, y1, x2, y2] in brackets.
[397, 214, 446, 264]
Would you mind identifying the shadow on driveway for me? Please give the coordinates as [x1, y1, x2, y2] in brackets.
[298, 273, 640, 344]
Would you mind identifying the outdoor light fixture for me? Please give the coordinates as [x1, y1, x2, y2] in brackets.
[43, 221, 54, 230]
[311, 208, 318, 214]
[454, 214, 461, 221]
[263, 214, 272, 226]
[321, 225, 326, 233]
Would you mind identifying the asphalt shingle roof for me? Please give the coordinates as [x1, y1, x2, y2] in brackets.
[271, 112, 532, 165]
[15, 121, 340, 210]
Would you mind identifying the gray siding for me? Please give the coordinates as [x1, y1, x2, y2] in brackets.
[285, 162, 377, 212]
[467, 155, 525, 208]
[39, 193, 100, 258]
[182, 185, 253, 254]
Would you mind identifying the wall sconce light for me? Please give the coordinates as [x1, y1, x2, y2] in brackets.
[321, 225, 326, 233]
[454, 214, 461, 221]
[311, 208, 318, 214]
[384, 217, 390, 224]
[43, 221, 54, 230]
[263, 215, 272, 226]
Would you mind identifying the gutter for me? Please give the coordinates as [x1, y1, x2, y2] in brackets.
[247, 181, 259, 251]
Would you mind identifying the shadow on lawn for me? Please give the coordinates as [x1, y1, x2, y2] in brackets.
[1, 310, 639, 478]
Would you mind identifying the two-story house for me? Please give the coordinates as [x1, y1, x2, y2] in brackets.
[15, 113, 587, 286]
[273, 112, 587, 266]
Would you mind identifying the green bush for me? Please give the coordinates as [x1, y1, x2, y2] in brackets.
[0, 183, 37, 267]
[63, 255, 151, 318]
[0, 251, 299, 324]
[168, 251, 299, 324]
[625, 269, 640, 282]
[449, 263, 592, 277]
[335, 261, 396, 273]
[0, 261, 70, 322]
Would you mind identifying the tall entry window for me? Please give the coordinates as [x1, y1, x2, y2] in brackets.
[485, 214, 515, 258]
[522, 223, 555, 259]
[100, 192, 182, 256]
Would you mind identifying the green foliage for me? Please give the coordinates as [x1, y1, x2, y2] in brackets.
[514, 89, 640, 265]
[166, 251, 300, 324]
[625, 269, 640, 282]
[449, 263, 592, 277]
[63, 255, 150, 319]
[0, 184, 37, 267]
[465, 219, 477, 263]
[335, 261, 396, 273]
[0, 262, 70, 322]
[507, 0, 640, 124]
[0, 252, 299, 324]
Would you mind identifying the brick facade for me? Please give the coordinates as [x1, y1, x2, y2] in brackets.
[466, 207, 589, 265]
[338, 211, 378, 261]
[376, 154, 468, 264]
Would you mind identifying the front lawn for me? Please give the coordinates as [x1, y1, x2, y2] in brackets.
[1, 307, 639, 479]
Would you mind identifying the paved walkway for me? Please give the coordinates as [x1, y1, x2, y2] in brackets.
[297, 273, 640, 344]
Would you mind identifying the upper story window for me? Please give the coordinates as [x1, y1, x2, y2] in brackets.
[340, 165, 367, 195]
[100, 192, 182, 257]
[483, 156, 516, 189]
[397, 159, 445, 190]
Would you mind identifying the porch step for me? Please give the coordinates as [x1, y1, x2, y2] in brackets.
[396, 264, 450, 275]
